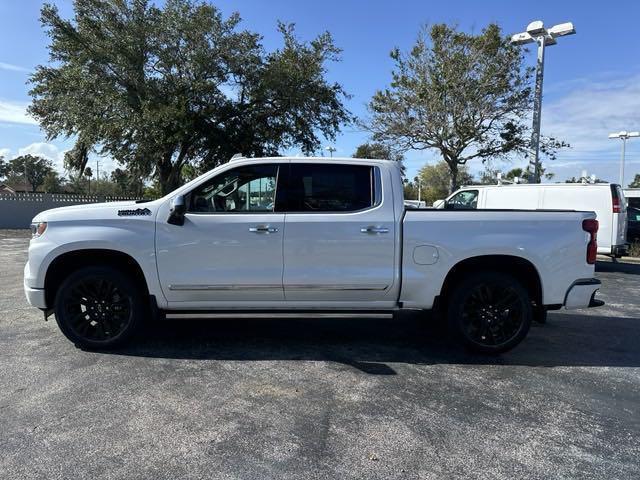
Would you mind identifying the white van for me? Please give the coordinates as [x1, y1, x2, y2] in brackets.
[440, 183, 628, 257]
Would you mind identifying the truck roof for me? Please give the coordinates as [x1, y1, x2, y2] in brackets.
[229, 155, 398, 166]
[457, 182, 617, 190]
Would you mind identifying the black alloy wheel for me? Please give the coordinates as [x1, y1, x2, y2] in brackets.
[447, 272, 532, 354]
[54, 266, 144, 349]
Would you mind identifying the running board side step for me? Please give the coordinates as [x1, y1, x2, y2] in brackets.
[163, 312, 394, 320]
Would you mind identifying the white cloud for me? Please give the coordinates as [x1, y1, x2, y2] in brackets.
[18, 142, 66, 172]
[0, 61, 29, 73]
[15, 141, 117, 177]
[0, 147, 10, 159]
[0, 100, 38, 125]
[540, 73, 640, 182]
[543, 76, 640, 151]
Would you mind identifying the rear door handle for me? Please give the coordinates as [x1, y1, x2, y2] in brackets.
[360, 226, 389, 234]
[249, 225, 278, 233]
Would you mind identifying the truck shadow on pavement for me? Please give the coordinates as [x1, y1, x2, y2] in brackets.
[106, 311, 640, 373]
[596, 260, 640, 275]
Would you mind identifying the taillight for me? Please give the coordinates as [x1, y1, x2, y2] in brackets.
[582, 219, 598, 264]
[611, 185, 621, 213]
[613, 196, 621, 213]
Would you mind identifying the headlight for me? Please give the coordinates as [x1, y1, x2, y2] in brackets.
[30, 222, 47, 239]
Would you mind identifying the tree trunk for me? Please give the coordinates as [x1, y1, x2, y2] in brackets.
[447, 162, 459, 194]
[158, 164, 179, 196]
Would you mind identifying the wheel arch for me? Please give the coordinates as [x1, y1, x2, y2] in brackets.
[44, 249, 149, 308]
[436, 254, 543, 311]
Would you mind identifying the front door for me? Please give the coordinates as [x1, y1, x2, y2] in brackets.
[156, 163, 285, 306]
[282, 163, 397, 304]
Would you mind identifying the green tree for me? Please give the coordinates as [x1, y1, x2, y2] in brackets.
[403, 180, 419, 200]
[365, 23, 566, 194]
[42, 170, 65, 193]
[0, 156, 8, 180]
[353, 142, 403, 162]
[29, 0, 350, 195]
[629, 174, 640, 188]
[353, 142, 406, 177]
[110, 168, 144, 195]
[479, 165, 553, 184]
[8, 154, 54, 192]
[417, 161, 472, 205]
[566, 175, 607, 184]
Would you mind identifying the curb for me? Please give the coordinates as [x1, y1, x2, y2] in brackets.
[597, 254, 640, 265]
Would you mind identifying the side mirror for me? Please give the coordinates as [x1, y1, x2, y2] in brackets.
[168, 195, 186, 226]
[432, 199, 445, 209]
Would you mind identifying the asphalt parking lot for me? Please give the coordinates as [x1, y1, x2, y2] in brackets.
[1, 230, 639, 480]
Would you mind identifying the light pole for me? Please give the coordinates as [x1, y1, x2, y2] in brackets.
[414, 176, 421, 202]
[609, 131, 639, 186]
[325, 146, 336, 158]
[511, 21, 576, 183]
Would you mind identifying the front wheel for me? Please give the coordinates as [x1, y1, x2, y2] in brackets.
[54, 266, 145, 349]
[447, 272, 532, 354]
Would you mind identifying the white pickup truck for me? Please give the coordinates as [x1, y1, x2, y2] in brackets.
[24, 157, 603, 354]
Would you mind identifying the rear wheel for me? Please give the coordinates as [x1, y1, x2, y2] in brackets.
[54, 266, 144, 349]
[447, 272, 532, 354]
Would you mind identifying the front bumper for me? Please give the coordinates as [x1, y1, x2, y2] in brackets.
[564, 278, 602, 310]
[24, 282, 47, 309]
[23, 263, 47, 309]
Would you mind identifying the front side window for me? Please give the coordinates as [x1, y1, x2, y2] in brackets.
[188, 164, 278, 213]
[286, 164, 376, 212]
[446, 190, 478, 209]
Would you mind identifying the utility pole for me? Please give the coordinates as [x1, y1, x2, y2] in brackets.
[511, 21, 576, 183]
[24, 159, 28, 192]
[325, 146, 336, 158]
[609, 131, 639, 186]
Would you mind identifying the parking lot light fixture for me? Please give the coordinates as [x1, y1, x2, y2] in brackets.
[511, 20, 576, 184]
[325, 146, 337, 158]
[609, 131, 640, 186]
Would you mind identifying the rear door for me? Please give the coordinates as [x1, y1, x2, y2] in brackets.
[611, 185, 628, 248]
[541, 186, 613, 253]
[281, 162, 396, 303]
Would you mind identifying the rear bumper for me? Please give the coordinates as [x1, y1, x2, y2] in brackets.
[564, 278, 602, 310]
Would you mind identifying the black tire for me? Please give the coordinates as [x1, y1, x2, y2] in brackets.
[447, 272, 532, 355]
[54, 266, 145, 349]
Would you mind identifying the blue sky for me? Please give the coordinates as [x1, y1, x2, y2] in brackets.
[1, 0, 640, 185]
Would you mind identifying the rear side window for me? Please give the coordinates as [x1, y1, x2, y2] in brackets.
[285, 164, 376, 212]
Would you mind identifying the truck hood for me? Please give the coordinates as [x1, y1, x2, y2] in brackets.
[32, 199, 163, 223]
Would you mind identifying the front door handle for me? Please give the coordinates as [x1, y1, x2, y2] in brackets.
[360, 226, 389, 234]
[249, 225, 278, 233]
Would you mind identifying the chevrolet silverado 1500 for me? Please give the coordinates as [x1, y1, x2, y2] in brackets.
[24, 157, 602, 353]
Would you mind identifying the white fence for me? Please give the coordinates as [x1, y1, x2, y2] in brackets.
[0, 192, 143, 229]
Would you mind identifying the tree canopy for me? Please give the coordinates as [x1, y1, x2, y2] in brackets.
[29, 0, 351, 194]
[416, 161, 472, 205]
[364, 23, 566, 193]
[352, 142, 403, 162]
[4, 155, 54, 192]
[629, 174, 640, 188]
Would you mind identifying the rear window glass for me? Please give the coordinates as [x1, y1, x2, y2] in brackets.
[286, 164, 375, 212]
